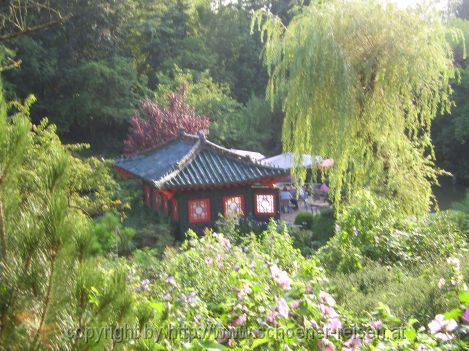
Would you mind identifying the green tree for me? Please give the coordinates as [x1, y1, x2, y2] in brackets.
[254, 0, 460, 214]
[0, 81, 133, 348]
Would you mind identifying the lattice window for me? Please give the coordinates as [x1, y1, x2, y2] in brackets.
[188, 199, 210, 223]
[224, 195, 244, 216]
[255, 193, 276, 215]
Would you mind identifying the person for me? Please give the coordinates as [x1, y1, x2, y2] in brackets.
[319, 182, 329, 201]
[299, 186, 308, 209]
[289, 186, 299, 210]
[279, 186, 292, 213]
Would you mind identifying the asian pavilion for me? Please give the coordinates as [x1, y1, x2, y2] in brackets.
[114, 131, 287, 237]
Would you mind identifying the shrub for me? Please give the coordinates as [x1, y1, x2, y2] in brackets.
[295, 211, 316, 228]
[292, 209, 336, 256]
[317, 190, 469, 273]
[92, 212, 136, 255]
[329, 259, 468, 324]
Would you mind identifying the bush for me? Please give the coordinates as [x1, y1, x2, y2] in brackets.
[295, 211, 316, 228]
[329, 259, 468, 324]
[292, 209, 336, 256]
[317, 190, 469, 273]
[92, 213, 136, 255]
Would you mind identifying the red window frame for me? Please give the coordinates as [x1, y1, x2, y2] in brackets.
[171, 199, 178, 221]
[254, 193, 276, 215]
[143, 184, 151, 206]
[188, 199, 211, 223]
[223, 195, 245, 216]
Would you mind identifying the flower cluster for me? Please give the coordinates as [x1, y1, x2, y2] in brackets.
[428, 314, 458, 342]
[270, 264, 292, 290]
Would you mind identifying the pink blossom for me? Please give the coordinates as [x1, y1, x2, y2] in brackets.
[232, 313, 247, 326]
[237, 283, 251, 300]
[319, 291, 336, 306]
[277, 298, 289, 319]
[270, 264, 292, 290]
[343, 337, 361, 351]
[463, 306, 469, 323]
[266, 309, 278, 325]
[318, 338, 336, 351]
[371, 320, 382, 330]
[326, 318, 342, 332]
[447, 257, 461, 270]
[319, 304, 338, 318]
[428, 314, 458, 342]
[305, 284, 313, 293]
[291, 300, 301, 309]
[219, 237, 231, 250]
[227, 338, 235, 347]
[166, 276, 176, 286]
[434, 332, 454, 342]
[205, 257, 213, 265]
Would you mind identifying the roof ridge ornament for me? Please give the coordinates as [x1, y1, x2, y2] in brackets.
[197, 130, 207, 143]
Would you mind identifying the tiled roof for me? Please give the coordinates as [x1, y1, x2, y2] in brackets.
[115, 132, 286, 189]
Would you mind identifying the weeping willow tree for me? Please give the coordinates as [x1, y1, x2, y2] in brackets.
[253, 0, 463, 214]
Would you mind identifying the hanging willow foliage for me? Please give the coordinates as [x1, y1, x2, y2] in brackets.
[252, 0, 464, 215]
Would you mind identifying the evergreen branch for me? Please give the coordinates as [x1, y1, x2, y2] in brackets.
[31, 253, 56, 350]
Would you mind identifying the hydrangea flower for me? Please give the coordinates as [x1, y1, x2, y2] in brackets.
[277, 298, 289, 319]
[319, 304, 338, 318]
[219, 237, 231, 250]
[166, 276, 176, 286]
[428, 314, 457, 342]
[237, 283, 251, 300]
[371, 320, 382, 330]
[270, 264, 292, 290]
[291, 300, 301, 309]
[135, 279, 150, 293]
[463, 306, 469, 323]
[181, 292, 197, 303]
[447, 257, 460, 270]
[319, 291, 336, 306]
[318, 338, 336, 351]
[232, 313, 247, 326]
[343, 336, 361, 351]
[326, 318, 342, 332]
[266, 309, 279, 325]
